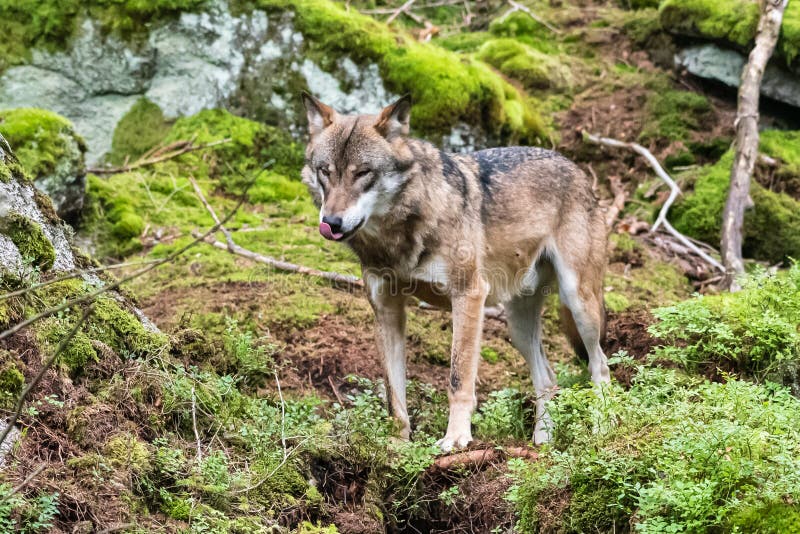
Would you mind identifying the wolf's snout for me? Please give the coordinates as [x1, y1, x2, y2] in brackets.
[320, 215, 344, 241]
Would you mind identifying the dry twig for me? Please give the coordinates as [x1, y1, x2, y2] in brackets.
[188, 176, 364, 290]
[499, 0, 561, 34]
[583, 131, 725, 274]
[87, 138, 231, 175]
[387, 0, 416, 23]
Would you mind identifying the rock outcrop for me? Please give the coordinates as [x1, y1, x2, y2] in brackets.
[0, 0, 545, 164]
[0, 108, 87, 222]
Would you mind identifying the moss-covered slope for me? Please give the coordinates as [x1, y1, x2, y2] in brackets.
[670, 130, 800, 264]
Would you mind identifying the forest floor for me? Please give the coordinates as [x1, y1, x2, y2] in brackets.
[4, 1, 800, 533]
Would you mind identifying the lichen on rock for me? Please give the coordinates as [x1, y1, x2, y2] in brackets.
[0, 108, 87, 221]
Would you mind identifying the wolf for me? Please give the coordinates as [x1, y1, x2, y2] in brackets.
[300, 93, 610, 451]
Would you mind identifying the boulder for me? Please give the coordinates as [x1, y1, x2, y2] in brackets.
[0, 131, 75, 275]
[676, 44, 800, 109]
[0, 0, 545, 164]
[0, 108, 87, 223]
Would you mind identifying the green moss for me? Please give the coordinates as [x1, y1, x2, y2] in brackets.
[639, 90, 711, 144]
[659, 0, 761, 49]
[163, 108, 303, 189]
[435, 31, 491, 53]
[0, 212, 56, 271]
[0, 0, 208, 72]
[658, 0, 800, 68]
[85, 174, 144, 257]
[671, 140, 800, 263]
[108, 98, 171, 165]
[254, 0, 546, 142]
[89, 296, 168, 355]
[0, 108, 85, 180]
[0, 361, 24, 409]
[480, 346, 500, 364]
[38, 317, 98, 376]
[104, 433, 151, 473]
[604, 292, 631, 313]
[297, 522, 339, 533]
[488, 11, 560, 54]
[729, 502, 800, 533]
[477, 39, 572, 91]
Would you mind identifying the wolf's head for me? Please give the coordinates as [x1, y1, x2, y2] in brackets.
[300, 93, 414, 242]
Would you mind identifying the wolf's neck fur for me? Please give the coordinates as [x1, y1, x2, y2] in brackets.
[348, 138, 467, 275]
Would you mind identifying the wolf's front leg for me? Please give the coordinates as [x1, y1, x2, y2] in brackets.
[437, 280, 489, 452]
[365, 273, 410, 439]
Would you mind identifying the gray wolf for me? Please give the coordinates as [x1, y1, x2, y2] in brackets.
[300, 93, 610, 450]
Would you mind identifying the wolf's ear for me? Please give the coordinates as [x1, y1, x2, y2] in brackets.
[301, 92, 336, 137]
[375, 95, 411, 140]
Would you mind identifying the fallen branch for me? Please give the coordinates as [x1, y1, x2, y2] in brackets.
[387, 0, 416, 24]
[87, 138, 231, 175]
[499, 0, 561, 34]
[583, 131, 725, 274]
[363, 0, 464, 13]
[432, 446, 538, 470]
[188, 176, 364, 291]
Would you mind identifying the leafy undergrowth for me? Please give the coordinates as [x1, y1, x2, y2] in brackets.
[509, 365, 800, 533]
[651, 263, 800, 393]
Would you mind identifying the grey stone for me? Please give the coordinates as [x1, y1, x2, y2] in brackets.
[32, 19, 155, 95]
[676, 44, 800, 109]
[0, 0, 483, 164]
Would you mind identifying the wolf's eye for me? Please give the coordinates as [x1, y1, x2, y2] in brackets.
[355, 169, 371, 179]
[318, 167, 330, 179]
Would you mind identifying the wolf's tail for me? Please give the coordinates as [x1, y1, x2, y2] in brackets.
[559, 303, 606, 362]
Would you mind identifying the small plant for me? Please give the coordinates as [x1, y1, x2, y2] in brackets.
[473, 388, 533, 441]
[649, 263, 800, 391]
[0, 484, 60, 534]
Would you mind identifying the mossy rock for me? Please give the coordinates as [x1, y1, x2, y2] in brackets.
[0, 212, 57, 271]
[659, 0, 800, 70]
[254, 0, 547, 143]
[0, 108, 87, 221]
[477, 38, 572, 91]
[0, 108, 85, 179]
[671, 132, 800, 264]
[108, 98, 172, 165]
[0, 0, 208, 72]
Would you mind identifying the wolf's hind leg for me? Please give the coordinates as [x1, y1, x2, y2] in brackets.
[365, 272, 410, 439]
[506, 291, 558, 445]
[551, 248, 610, 386]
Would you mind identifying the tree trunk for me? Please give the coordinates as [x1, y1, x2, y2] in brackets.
[721, 0, 788, 291]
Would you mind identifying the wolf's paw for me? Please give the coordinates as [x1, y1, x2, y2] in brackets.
[436, 432, 472, 453]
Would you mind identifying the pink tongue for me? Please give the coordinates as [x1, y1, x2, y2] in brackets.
[319, 222, 344, 241]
